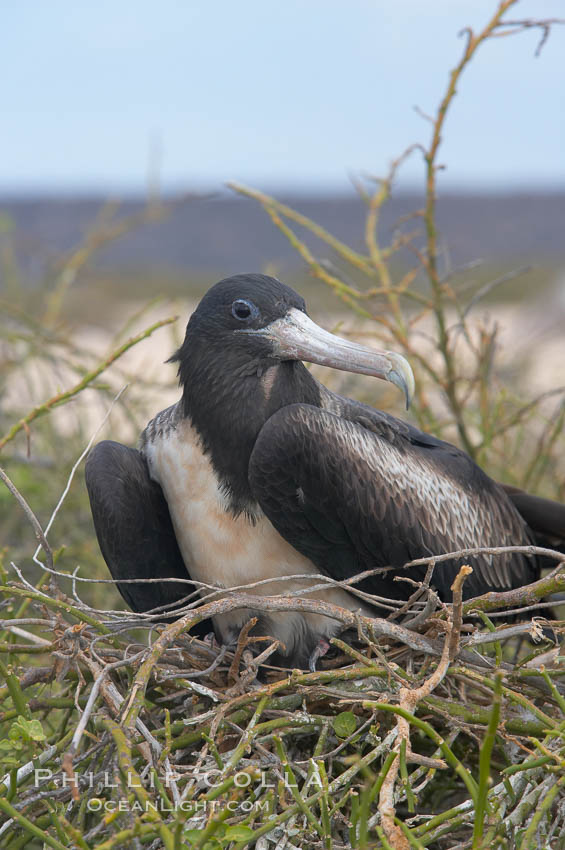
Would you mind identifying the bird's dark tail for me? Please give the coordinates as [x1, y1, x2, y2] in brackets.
[501, 485, 565, 635]
[501, 484, 565, 554]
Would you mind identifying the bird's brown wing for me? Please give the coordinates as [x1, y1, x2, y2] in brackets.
[86, 440, 209, 633]
[249, 403, 538, 601]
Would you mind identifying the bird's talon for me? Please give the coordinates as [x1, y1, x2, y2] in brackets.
[309, 637, 331, 672]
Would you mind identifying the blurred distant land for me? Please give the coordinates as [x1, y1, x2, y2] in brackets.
[2, 191, 565, 284]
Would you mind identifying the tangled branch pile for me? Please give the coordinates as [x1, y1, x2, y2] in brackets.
[0, 552, 565, 849]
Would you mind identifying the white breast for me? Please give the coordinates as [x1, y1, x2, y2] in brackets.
[143, 415, 372, 656]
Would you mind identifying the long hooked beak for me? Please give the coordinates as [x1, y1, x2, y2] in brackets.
[240, 308, 415, 408]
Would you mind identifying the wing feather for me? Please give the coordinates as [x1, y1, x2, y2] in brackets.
[249, 404, 538, 601]
[86, 440, 209, 633]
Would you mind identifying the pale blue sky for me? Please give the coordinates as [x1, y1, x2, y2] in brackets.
[3, 1, 564, 194]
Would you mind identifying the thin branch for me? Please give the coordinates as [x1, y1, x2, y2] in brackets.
[0, 317, 176, 454]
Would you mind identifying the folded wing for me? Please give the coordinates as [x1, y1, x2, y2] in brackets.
[249, 403, 538, 601]
[85, 440, 209, 634]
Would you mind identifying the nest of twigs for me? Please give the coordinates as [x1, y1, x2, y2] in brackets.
[1, 555, 565, 850]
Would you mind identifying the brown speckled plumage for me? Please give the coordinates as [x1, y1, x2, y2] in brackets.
[85, 274, 564, 668]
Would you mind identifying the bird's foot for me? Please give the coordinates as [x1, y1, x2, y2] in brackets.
[309, 637, 331, 672]
[197, 631, 222, 657]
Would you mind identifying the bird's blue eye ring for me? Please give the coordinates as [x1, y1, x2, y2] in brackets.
[231, 299, 258, 321]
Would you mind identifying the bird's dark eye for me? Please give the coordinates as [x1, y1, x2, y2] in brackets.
[231, 299, 258, 321]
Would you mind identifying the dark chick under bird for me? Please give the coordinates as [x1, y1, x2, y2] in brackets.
[86, 274, 565, 669]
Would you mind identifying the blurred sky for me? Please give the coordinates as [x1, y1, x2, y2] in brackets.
[3, 0, 564, 195]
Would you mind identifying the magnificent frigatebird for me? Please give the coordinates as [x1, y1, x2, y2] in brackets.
[86, 274, 565, 668]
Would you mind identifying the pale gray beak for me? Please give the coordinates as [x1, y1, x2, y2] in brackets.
[240, 307, 415, 408]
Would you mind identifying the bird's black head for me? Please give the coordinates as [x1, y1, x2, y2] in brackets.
[170, 273, 414, 513]
[172, 274, 308, 381]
